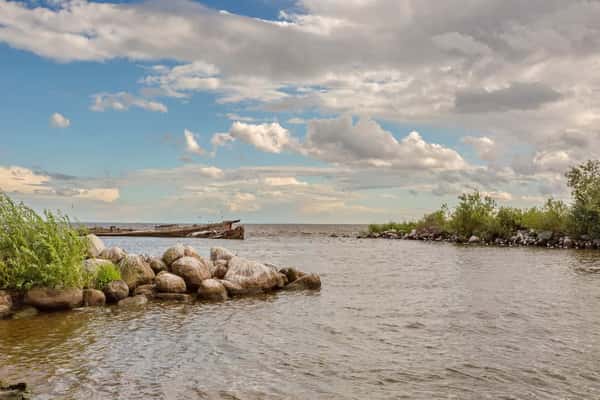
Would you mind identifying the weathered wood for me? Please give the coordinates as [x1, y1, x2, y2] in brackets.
[88, 220, 244, 239]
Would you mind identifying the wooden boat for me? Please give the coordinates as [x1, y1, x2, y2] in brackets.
[88, 220, 244, 239]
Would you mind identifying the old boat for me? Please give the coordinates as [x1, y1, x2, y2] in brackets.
[88, 220, 244, 239]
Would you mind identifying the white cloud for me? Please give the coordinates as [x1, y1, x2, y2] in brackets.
[0, 166, 50, 193]
[462, 136, 497, 161]
[50, 112, 70, 128]
[75, 188, 120, 203]
[215, 121, 300, 154]
[91, 92, 167, 113]
[184, 129, 205, 155]
[198, 166, 224, 179]
[264, 177, 307, 186]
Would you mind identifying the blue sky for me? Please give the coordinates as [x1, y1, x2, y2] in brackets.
[1, 0, 597, 222]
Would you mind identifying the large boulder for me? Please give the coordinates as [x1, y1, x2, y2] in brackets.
[134, 284, 157, 299]
[171, 256, 211, 290]
[468, 235, 480, 244]
[210, 260, 228, 279]
[0, 290, 12, 319]
[119, 255, 155, 290]
[224, 256, 285, 294]
[99, 246, 126, 264]
[149, 257, 168, 274]
[210, 247, 235, 262]
[104, 280, 129, 303]
[24, 288, 83, 311]
[86, 234, 105, 258]
[82, 258, 114, 276]
[118, 295, 148, 308]
[162, 244, 186, 266]
[82, 289, 106, 307]
[184, 245, 202, 260]
[155, 271, 187, 293]
[279, 267, 305, 284]
[283, 274, 322, 291]
[197, 279, 228, 301]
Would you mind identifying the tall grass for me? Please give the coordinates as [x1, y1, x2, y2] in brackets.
[0, 193, 87, 290]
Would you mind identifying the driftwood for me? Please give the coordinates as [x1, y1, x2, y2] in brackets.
[88, 220, 244, 240]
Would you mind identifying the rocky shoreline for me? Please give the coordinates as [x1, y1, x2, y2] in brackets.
[0, 235, 321, 320]
[358, 228, 600, 250]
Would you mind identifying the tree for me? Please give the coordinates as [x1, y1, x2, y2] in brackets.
[449, 192, 496, 239]
[565, 160, 600, 238]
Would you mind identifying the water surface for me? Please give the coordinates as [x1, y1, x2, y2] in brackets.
[2, 226, 600, 399]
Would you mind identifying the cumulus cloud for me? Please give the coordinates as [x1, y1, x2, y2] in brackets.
[184, 129, 205, 155]
[462, 136, 497, 161]
[214, 121, 300, 154]
[0, 166, 50, 193]
[50, 112, 70, 128]
[91, 92, 167, 113]
[75, 188, 120, 203]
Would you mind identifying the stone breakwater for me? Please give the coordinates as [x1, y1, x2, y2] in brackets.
[359, 228, 600, 250]
[0, 235, 321, 319]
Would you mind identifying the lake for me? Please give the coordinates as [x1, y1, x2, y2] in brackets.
[2, 225, 600, 399]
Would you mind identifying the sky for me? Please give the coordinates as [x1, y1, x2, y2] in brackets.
[1, 0, 599, 223]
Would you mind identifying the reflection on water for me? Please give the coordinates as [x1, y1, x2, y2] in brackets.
[2, 233, 600, 399]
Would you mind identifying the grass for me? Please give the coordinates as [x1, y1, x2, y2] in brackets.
[0, 193, 88, 290]
[94, 263, 121, 290]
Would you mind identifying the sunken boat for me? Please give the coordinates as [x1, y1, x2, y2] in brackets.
[88, 220, 244, 239]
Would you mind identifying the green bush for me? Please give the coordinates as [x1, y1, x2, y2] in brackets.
[0, 193, 87, 290]
[368, 221, 416, 234]
[566, 160, 600, 238]
[94, 263, 121, 290]
[415, 206, 449, 235]
[521, 198, 569, 233]
[449, 192, 496, 239]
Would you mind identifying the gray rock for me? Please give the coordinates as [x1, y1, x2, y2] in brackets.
[279, 267, 304, 284]
[133, 284, 157, 299]
[82, 289, 106, 307]
[155, 271, 187, 293]
[119, 254, 155, 290]
[171, 256, 211, 289]
[468, 235, 480, 244]
[183, 245, 202, 259]
[224, 256, 285, 293]
[86, 234, 105, 258]
[283, 273, 322, 291]
[104, 280, 129, 303]
[99, 246, 126, 264]
[149, 257, 168, 274]
[162, 244, 186, 266]
[210, 259, 228, 279]
[118, 295, 148, 307]
[210, 247, 235, 262]
[197, 279, 228, 301]
[564, 237, 574, 248]
[24, 288, 83, 311]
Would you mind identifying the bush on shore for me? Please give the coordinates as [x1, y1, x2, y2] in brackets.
[368, 160, 600, 241]
[94, 263, 121, 290]
[0, 193, 88, 290]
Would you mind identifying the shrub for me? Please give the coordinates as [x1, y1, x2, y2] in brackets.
[94, 263, 121, 290]
[449, 192, 496, 239]
[0, 193, 87, 290]
[368, 221, 416, 234]
[521, 198, 569, 233]
[566, 160, 600, 238]
[415, 206, 449, 236]
[488, 206, 524, 239]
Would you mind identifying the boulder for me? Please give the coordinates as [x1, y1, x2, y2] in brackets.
[220, 280, 246, 296]
[537, 230, 553, 242]
[99, 246, 126, 264]
[149, 257, 168, 274]
[284, 273, 322, 291]
[154, 293, 193, 302]
[0, 382, 29, 400]
[134, 284, 157, 299]
[468, 235, 480, 244]
[155, 271, 187, 293]
[211, 260, 228, 279]
[210, 247, 235, 262]
[82, 258, 114, 276]
[119, 255, 155, 290]
[279, 267, 305, 284]
[162, 244, 186, 266]
[82, 289, 106, 307]
[564, 237, 574, 248]
[171, 256, 211, 289]
[118, 295, 148, 308]
[197, 279, 228, 301]
[104, 280, 129, 303]
[0, 290, 12, 319]
[224, 256, 285, 294]
[24, 288, 83, 311]
[183, 245, 202, 260]
[86, 234, 105, 258]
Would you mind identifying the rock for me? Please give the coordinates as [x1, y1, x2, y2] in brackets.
[564, 237, 574, 248]
[134, 284, 157, 299]
[220, 280, 247, 296]
[11, 306, 39, 320]
[211, 260, 228, 279]
[0, 290, 12, 319]
[162, 244, 186, 266]
[468, 235, 480, 244]
[119, 254, 155, 290]
[224, 256, 285, 293]
[183, 245, 202, 259]
[171, 256, 211, 290]
[24, 288, 83, 311]
[155, 271, 187, 293]
[149, 257, 168, 274]
[118, 295, 148, 308]
[154, 293, 193, 302]
[82, 289, 106, 307]
[99, 246, 126, 264]
[284, 273, 322, 291]
[0, 381, 29, 400]
[86, 234, 105, 258]
[197, 279, 228, 301]
[82, 258, 114, 276]
[104, 280, 129, 303]
[210, 247, 235, 262]
[279, 267, 304, 284]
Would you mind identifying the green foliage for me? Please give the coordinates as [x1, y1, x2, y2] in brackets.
[94, 263, 121, 290]
[521, 198, 569, 233]
[566, 160, 600, 238]
[0, 193, 87, 290]
[487, 206, 524, 239]
[368, 221, 416, 234]
[415, 206, 449, 235]
[449, 192, 496, 239]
